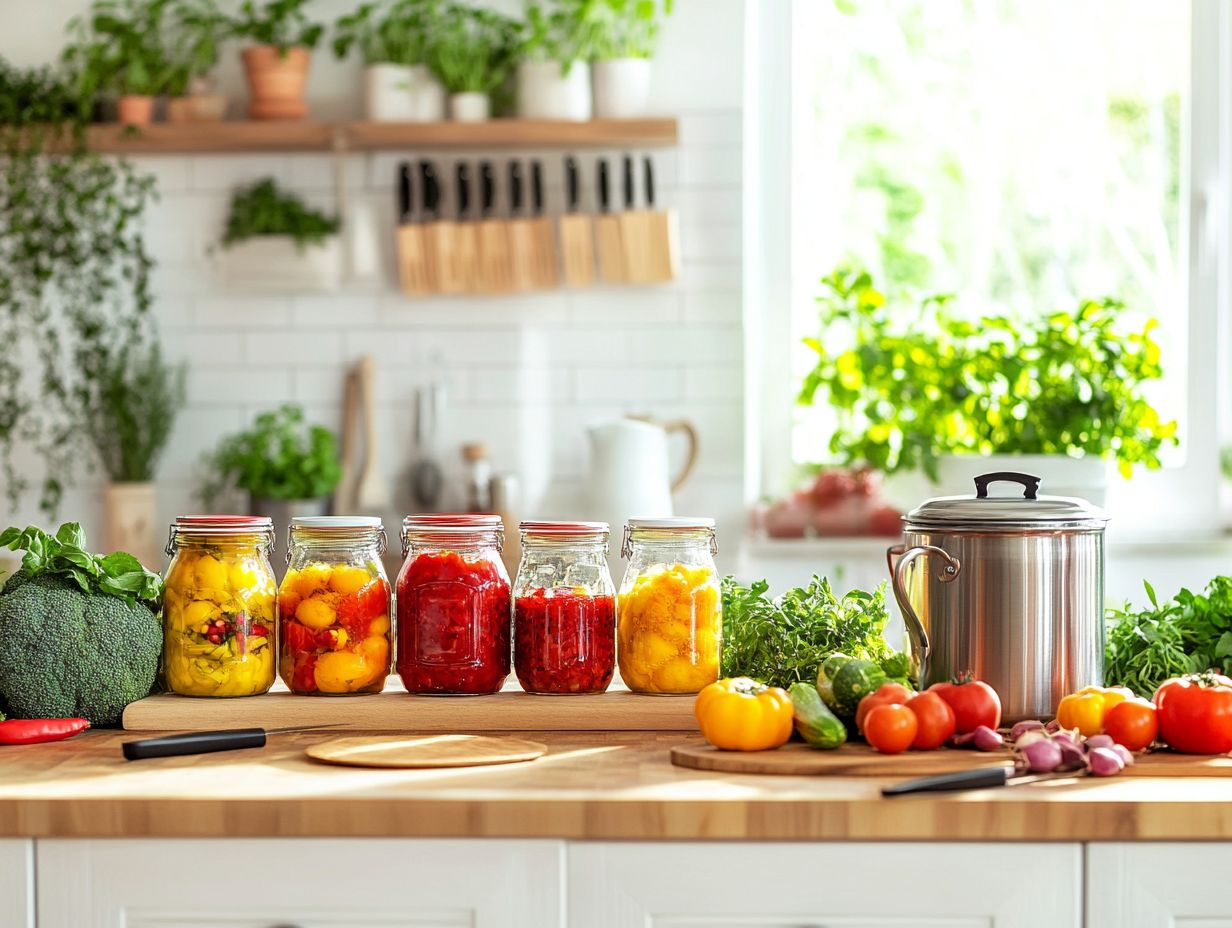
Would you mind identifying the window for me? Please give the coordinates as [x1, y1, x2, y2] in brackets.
[746, 0, 1228, 535]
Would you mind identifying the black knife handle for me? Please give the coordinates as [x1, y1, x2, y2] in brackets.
[597, 159, 609, 213]
[480, 161, 495, 217]
[565, 157, 579, 213]
[123, 729, 268, 761]
[622, 155, 634, 209]
[419, 160, 438, 217]
[456, 162, 470, 219]
[531, 160, 544, 216]
[881, 765, 1010, 797]
[398, 162, 413, 222]
[643, 156, 654, 209]
[509, 160, 523, 215]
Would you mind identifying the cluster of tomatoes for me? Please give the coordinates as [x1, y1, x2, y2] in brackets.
[857, 677, 1001, 754]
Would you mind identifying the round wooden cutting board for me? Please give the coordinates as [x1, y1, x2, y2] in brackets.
[305, 734, 548, 769]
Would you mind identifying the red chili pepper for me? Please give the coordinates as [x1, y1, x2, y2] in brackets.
[0, 717, 90, 745]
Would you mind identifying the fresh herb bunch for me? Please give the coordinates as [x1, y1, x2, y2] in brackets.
[0, 523, 163, 608]
[585, 0, 673, 59]
[222, 178, 340, 250]
[201, 404, 342, 506]
[166, 0, 226, 95]
[227, 0, 324, 53]
[333, 0, 440, 65]
[431, 3, 520, 94]
[0, 56, 157, 517]
[798, 265, 1178, 480]
[720, 574, 908, 690]
[63, 0, 181, 97]
[1105, 578, 1232, 698]
[521, 0, 593, 73]
[78, 337, 187, 483]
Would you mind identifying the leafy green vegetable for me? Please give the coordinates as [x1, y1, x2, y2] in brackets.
[720, 575, 906, 690]
[227, 0, 324, 53]
[222, 178, 340, 251]
[429, 3, 520, 95]
[1106, 577, 1232, 698]
[0, 522, 162, 608]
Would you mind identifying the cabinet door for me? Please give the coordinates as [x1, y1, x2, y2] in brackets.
[37, 838, 563, 928]
[569, 842, 1081, 928]
[1088, 843, 1232, 928]
[0, 840, 33, 928]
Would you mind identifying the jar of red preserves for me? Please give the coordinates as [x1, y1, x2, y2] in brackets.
[513, 521, 615, 695]
[396, 514, 511, 695]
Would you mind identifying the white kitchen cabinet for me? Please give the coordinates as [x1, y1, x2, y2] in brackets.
[1088, 843, 1232, 928]
[36, 838, 564, 928]
[0, 839, 34, 928]
[569, 842, 1082, 928]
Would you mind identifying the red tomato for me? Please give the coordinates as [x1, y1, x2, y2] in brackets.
[281, 619, 316, 655]
[864, 704, 918, 754]
[1153, 673, 1232, 754]
[856, 682, 914, 734]
[1103, 698, 1159, 752]
[928, 678, 1002, 734]
[906, 691, 956, 750]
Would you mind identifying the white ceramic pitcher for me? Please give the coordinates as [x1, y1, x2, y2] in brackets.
[586, 416, 698, 535]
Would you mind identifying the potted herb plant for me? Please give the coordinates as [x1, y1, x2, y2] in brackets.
[79, 336, 187, 568]
[201, 405, 343, 545]
[333, 0, 445, 122]
[798, 266, 1179, 506]
[216, 177, 342, 292]
[226, 0, 324, 120]
[165, 0, 228, 122]
[430, 4, 520, 122]
[588, 0, 672, 118]
[517, 0, 593, 121]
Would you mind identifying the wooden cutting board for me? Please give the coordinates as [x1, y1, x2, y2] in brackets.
[123, 683, 697, 732]
[671, 741, 1232, 778]
[306, 734, 547, 769]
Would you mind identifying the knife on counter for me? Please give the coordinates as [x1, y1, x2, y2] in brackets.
[881, 765, 1082, 797]
[122, 724, 334, 761]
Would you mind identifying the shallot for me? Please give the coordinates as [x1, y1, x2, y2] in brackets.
[1085, 734, 1115, 750]
[971, 725, 1004, 751]
[1020, 737, 1063, 772]
[1111, 744, 1135, 767]
[1009, 719, 1045, 741]
[1088, 746, 1126, 777]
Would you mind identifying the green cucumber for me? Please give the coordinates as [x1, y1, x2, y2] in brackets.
[789, 682, 847, 750]
[815, 653, 853, 711]
[829, 658, 888, 717]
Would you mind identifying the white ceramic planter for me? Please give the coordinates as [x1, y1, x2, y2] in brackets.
[217, 236, 342, 293]
[450, 91, 490, 122]
[407, 64, 446, 122]
[517, 60, 592, 121]
[935, 453, 1109, 507]
[363, 63, 446, 122]
[591, 57, 652, 118]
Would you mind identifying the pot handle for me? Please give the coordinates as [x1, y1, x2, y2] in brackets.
[974, 471, 1041, 500]
[886, 544, 962, 672]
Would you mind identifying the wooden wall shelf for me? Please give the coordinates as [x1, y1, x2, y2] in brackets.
[80, 118, 679, 154]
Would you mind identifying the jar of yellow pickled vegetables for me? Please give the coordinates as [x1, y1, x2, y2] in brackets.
[617, 517, 721, 695]
[279, 516, 391, 696]
[162, 516, 278, 698]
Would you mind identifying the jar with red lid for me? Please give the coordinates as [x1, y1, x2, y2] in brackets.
[162, 516, 278, 697]
[513, 521, 615, 695]
[395, 514, 511, 695]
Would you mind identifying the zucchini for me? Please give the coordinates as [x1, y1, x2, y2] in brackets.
[829, 658, 888, 717]
[789, 682, 847, 750]
[815, 653, 853, 711]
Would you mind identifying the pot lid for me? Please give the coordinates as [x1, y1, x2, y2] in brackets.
[905, 471, 1108, 528]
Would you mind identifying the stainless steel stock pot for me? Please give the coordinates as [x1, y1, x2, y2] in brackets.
[887, 471, 1108, 721]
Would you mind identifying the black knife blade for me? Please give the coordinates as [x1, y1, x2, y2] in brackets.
[881, 765, 1082, 797]
[398, 161, 413, 223]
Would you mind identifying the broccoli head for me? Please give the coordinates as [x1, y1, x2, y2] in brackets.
[0, 572, 161, 726]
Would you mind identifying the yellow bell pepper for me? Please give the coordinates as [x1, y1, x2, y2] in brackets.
[1056, 685, 1135, 736]
[694, 677, 794, 751]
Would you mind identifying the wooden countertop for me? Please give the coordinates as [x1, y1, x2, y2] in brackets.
[4, 730, 1232, 841]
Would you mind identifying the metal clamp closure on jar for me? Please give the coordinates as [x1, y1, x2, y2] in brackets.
[285, 516, 388, 565]
[401, 513, 505, 557]
[166, 515, 275, 557]
[621, 517, 718, 558]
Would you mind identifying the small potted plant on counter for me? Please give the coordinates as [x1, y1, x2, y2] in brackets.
[165, 0, 228, 122]
[430, 3, 520, 122]
[79, 335, 187, 568]
[227, 0, 324, 120]
[333, 0, 445, 122]
[216, 176, 342, 292]
[588, 0, 672, 118]
[517, 0, 593, 120]
[201, 404, 342, 552]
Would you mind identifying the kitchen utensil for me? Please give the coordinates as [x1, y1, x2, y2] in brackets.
[882, 766, 1079, 797]
[421, 159, 466, 294]
[559, 155, 596, 286]
[305, 734, 547, 769]
[642, 155, 680, 283]
[595, 158, 626, 283]
[670, 741, 1007, 777]
[507, 160, 537, 291]
[585, 416, 697, 538]
[410, 382, 444, 509]
[454, 161, 479, 291]
[618, 153, 651, 283]
[395, 161, 431, 296]
[333, 366, 361, 514]
[887, 472, 1109, 723]
[122, 724, 333, 760]
[354, 354, 390, 512]
[529, 159, 558, 288]
[477, 160, 512, 293]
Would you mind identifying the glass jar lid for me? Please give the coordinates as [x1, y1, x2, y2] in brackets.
[167, 515, 274, 555]
[291, 516, 383, 530]
[520, 521, 610, 547]
[287, 516, 387, 562]
[401, 513, 504, 555]
[905, 472, 1108, 530]
[622, 517, 718, 557]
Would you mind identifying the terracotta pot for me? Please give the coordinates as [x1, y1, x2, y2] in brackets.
[116, 95, 156, 127]
[166, 93, 228, 123]
[102, 482, 160, 569]
[241, 45, 311, 120]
